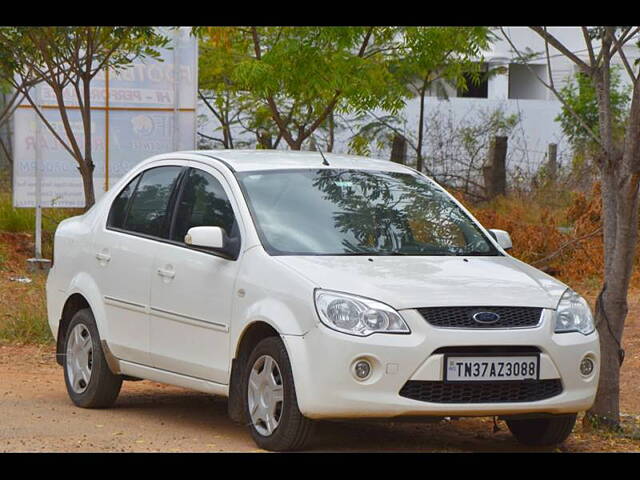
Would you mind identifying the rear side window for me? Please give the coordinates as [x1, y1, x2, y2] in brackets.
[119, 166, 183, 238]
[171, 169, 236, 242]
[107, 174, 140, 229]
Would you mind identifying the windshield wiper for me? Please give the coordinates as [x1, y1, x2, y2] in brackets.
[455, 250, 501, 256]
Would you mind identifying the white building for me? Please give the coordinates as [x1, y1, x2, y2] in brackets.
[198, 27, 640, 177]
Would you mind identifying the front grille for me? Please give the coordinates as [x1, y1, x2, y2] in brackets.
[399, 379, 563, 404]
[417, 306, 543, 329]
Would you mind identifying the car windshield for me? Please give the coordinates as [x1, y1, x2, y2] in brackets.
[238, 168, 501, 256]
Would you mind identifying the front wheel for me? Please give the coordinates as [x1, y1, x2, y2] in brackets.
[63, 308, 122, 408]
[243, 336, 314, 451]
[506, 413, 577, 446]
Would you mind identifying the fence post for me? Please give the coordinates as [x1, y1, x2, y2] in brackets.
[390, 133, 407, 165]
[548, 143, 558, 182]
[483, 135, 507, 199]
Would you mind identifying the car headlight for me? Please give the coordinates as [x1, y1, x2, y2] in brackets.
[554, 289, 595, 335]
[314, 290, 411, 337]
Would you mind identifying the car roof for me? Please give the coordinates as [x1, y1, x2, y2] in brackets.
[160, 149, 416, 174]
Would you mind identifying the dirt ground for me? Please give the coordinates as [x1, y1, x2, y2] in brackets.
[1, 231, 639, 452]
[1, 341, 640, 453]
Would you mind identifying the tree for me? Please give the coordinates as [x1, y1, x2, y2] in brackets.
[389, 27, 492, 172]
[197, 28, 251, 149]
[0, 27, 169, 210]
[502, 26, 640, 429]
[347, 27, 494, 172]
[556, 66, 631, 150]
[199, 27, 405, 151]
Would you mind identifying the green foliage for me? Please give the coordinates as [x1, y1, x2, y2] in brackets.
[0, 193, 78, 234]
[197, 27, 410, 149]
[556, 67, 631, 150]
[231, 27, 404, 114]
[347, 27, 493, 165]
[197, 27, 494, 152]
[392, 27, 492, 97]
[0, 27, 170, 83]
[0, 198, 33, 232]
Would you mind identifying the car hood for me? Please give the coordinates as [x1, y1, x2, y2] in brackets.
[273, 255, 567, 310]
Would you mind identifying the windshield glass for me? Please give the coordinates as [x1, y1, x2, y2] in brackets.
[238, 169, 500, 256]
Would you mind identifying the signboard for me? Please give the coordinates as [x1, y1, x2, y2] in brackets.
[12, 27, 197, 208]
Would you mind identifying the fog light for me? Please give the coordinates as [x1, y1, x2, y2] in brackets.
[353, 360, 371, 380]
[580, 357, 594, 376]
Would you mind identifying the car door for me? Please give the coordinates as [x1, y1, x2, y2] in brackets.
[148, 164, 242, 384]
[93, 164, 184, 365]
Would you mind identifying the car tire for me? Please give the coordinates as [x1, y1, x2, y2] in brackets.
[63, 308, 122, 408]
[243, 336, 314, 451]
[506, 413, 577, 446]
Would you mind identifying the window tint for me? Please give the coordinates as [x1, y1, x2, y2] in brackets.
[171, 169, 236, 242]
[123, 166, 183, 238]
[107, 174, 140, 229]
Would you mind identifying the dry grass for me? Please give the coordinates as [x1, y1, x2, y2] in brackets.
[463, 183, 640, 291]
[0, 191, 80, 344]
[0, 232, 53, 344]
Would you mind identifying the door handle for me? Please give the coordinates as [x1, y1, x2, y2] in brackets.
[157, 267, 176, 279]
[95, 252, 111, 263]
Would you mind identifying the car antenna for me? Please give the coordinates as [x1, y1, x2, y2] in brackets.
[318, 149, 330, 166]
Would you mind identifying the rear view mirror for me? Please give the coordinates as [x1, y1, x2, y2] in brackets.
[185, 226, 224, 250]
[488, 229, 513, 251]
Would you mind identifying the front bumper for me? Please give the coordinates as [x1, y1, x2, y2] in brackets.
[282, 309, 599, 420]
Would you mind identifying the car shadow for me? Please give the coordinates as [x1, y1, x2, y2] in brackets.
[108, 381, 556, 452]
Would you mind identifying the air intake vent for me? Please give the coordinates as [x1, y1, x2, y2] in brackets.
[399, 379, 562, 404]
[418, 306, 543, 329]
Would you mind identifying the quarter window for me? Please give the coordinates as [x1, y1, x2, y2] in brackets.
[107, 174, 140, 229]
[171, 169, 237, 242]
[122, 166, 183, 238]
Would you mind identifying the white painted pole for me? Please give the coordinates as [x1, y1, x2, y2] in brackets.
[34, 87, 42, 260]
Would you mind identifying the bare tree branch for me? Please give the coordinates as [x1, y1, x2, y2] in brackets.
[610, 30, 638, 82]
[531, 227, 603, 266]
[581, 27, 596, 65]
[500, 27, 602, 147]
[530, 26, 592, 73]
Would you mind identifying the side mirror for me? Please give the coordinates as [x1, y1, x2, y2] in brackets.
[488, 229, 513, 251]
[185, 226, 224, 249]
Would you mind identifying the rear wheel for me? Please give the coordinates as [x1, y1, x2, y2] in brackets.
[506, 413, 577, 446]
[243, 336, 314, 451]
[63, 308, 122, 408]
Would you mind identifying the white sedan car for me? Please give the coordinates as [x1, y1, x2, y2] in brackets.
[46, 150, 599, 451]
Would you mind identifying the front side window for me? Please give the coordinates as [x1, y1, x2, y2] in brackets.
[171, 168, 237, 242]
[120, 166, 183, 238]
[238, 169, 500, 256]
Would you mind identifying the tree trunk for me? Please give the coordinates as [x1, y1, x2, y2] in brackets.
[327, 112, 335, 153]
[416, 78, 428, 172]
[588, 171, 638, 428]
[483, 136, 508, 199]
[390, 134, 407, 164]
[79, 161, 96, 210]
[81, 76, 95, 211]
[547, 143, 557, 182]
[587, 71, 640, 428]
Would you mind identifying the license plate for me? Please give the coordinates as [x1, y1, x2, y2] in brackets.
[444, 355, 539, 382]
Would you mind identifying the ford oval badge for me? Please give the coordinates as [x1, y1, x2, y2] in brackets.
[472, 311, 500, 324]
